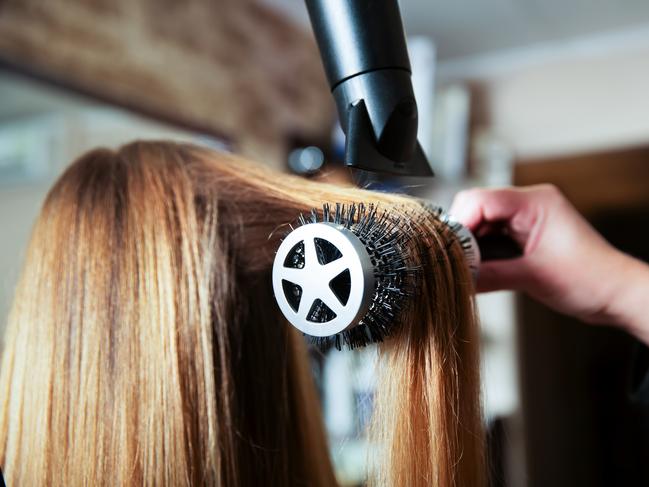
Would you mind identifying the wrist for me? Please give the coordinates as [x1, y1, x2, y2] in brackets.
[604, 252, 649, 345]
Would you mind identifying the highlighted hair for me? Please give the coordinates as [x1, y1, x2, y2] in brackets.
[0, 141, 483, 486]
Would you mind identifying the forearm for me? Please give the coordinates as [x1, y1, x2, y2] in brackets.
[605, 252, 649, 346]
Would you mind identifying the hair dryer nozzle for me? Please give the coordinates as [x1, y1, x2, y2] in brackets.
[305, 0, 434, 177]
[345, 98, 433, 177]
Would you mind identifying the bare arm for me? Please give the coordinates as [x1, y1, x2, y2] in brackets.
[451, 184, 649, 345]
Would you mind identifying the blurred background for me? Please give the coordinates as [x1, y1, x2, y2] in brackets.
[1, 0, 648, 485]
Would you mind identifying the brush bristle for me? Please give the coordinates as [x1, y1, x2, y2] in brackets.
[424, 203, 480, 278]
[281, 201, 470, 351]
[293, 203, 420, 351]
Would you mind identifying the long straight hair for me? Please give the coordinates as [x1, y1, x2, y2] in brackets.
[0, 141, 483, 486]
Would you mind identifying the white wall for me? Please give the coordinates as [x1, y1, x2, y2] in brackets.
[439, 25, 649, 160]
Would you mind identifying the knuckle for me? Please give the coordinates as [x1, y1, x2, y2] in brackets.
[538, 183, 562, 199]
[540, 183, 559, 194]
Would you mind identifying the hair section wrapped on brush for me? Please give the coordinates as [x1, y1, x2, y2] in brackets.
[277, 202, 419, 351]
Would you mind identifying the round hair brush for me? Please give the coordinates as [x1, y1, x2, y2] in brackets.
[272, 202, 480, 350]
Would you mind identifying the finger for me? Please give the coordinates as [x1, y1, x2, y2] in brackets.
[450, 188, 532, 232]
[475, 258, 532, 293]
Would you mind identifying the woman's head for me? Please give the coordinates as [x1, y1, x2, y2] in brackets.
[0, 141, 483, 486]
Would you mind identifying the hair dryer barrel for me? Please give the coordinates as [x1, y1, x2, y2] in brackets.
[304, 0, 411, 89]
[304, 0, 433, 176]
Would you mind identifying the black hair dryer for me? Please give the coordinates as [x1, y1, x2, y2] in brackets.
[305, 0, 434, 177]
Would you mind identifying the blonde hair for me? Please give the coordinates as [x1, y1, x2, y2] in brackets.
[0, 141, 483, 486]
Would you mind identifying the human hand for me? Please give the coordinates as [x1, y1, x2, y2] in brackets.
[451, 184, 649, 342]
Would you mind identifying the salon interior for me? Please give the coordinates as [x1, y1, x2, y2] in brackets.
[1, 1, 649, 486]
